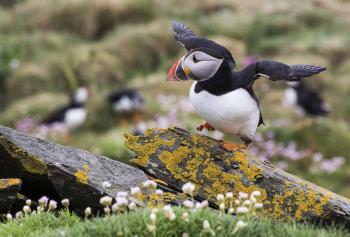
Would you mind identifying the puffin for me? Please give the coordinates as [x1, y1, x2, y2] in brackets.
[107, 88, 144, 114]
[42, 87, 90, 129]
[283, 81, 330, 116]
[167, 21, 326, 150]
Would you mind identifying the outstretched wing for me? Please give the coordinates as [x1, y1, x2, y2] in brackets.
[287, 64, 326, 81]
[233, 60, 326, 88]
[172, 21, 197, 46]
[256, 60, 326, 81]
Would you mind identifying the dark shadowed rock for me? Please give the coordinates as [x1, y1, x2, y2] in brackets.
[0, 178, 21, 213]
[0, 124, 147, 214]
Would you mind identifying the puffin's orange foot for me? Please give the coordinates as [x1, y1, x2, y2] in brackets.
[196, 122, 215, 132]
[220, 142, 247, 152]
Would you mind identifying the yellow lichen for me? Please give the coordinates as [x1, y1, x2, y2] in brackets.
[7, 178, 21, 186]
[125, 131, 176, 167]
[74, 163, 89, 184]
[0, 136, 47, 175]
[125, 128, 334, 222]
[0, 178, 21, 189]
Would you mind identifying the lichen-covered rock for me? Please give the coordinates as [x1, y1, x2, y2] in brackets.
[0, 124, 147, 214]
[0, 178, 21, 213]
[125, 127, 350, 228]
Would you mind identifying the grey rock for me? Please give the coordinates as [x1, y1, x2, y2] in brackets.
[0, 124, 147, 214]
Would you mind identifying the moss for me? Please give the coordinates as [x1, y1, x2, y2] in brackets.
[0, 136, 48, 175]
[74, 163, 89, 184]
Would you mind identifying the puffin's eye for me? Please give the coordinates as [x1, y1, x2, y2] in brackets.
[192, 55, 199, 63]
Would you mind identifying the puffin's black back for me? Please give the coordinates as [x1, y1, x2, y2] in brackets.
[108, 89, 144, 104]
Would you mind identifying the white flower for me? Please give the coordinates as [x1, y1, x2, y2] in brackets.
[100, 196, 113, 207]
[163, 205, 176, 221]
[219, 203, 225, 210]
[143, 180, 157, 189]
[199, 200, 209, 208]
[182, 233, 189, 237]
[26, 199, 32, 206]
[183, 200, 194, 209]
[131, 187, 141, 195]
[235, 200, 240, 205]
[147, 224, 155, 232]
[104, 207, 111, 214]
[61, 198, 70, 207]
[116, 197, 128, 206]
[254, 203, 263, 209]
[112, 203, 120, 213]
[15, 211, 23, 218]
[236, 220, 247, 228]
[164, 212, 176, 221]
[228, 207, 235, 214]
[182, 182, 195, 195]
[84, 207, 92, 217]
[49, 200, 57, 210]
[6, 214, 12, 220]
[251, 190, 261, 197]
[155, 189, 164, 196]
[203, 220, 211, 230]
[102, 181, 112, 188]
[38, 196, 49, 207]
[37, 206, 43, 213]
[150, 212, 157, 222]
[128, 202, 137, 211]
[116, 191, 128, 198]
[151, 208, 158, 214]
[243, 200, 251, 206]
[250, 196, 257, 203]
[236, 206, 249, 214]
[181, 212, 189, 222]
[216, 194, 224, 201]
[226, 192, 233, 199]
[238, 192, 248, 200]
[23, 205, 31, 214]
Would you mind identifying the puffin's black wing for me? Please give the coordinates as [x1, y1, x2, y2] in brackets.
[173, 21, 197, 46]
[172, 21, 235, 66]
[234, 60, 326, 88]
[42, 106, 69, 124]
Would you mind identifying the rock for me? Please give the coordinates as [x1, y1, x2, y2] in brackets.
[125, 127, 350, 228]
[0, 178, 21, 213]
[0, 124, 147, 214]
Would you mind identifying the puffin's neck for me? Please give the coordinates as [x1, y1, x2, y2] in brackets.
[195, 70, 235, 96]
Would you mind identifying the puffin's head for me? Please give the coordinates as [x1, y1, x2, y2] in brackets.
[74, 87, 91, 104]
[167, 21, 235, 82]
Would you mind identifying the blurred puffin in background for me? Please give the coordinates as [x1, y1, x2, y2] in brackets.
[167, 21, 326, 150]
[42, 87, 90, 129]
[107, 88, 145, 132]
[108, 88, 144, 114]
[283, 81, 330, 117]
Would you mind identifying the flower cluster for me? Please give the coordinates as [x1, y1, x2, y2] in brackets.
[15, 117, 69, 140]
[6, 181, 263, 236]
[5, 196, 62, 220]
[250, 131, 345, 174]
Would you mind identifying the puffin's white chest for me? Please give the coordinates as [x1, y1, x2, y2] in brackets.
[189, 82, 260, 139]
[64, 108, 87, 129]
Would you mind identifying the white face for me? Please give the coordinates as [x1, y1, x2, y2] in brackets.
[182, 51, 223, 81]
[74, 87, 89, 103]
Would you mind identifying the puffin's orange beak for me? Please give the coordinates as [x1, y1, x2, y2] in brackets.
[167, 56, 189, 81]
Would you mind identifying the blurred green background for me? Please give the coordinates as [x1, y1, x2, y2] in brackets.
[0, 0, 350, 197]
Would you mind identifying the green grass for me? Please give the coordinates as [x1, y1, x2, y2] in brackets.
[1, 208, 349, 237]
